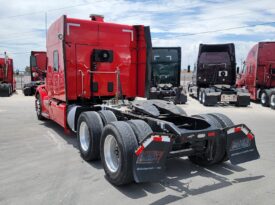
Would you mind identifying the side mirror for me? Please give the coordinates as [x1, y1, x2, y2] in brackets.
[187, 65, 191, 73]
[237, 66, 240, 74]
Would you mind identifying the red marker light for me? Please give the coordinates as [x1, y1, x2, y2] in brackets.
[135, 145, 144, 156]
[234, 127, 242, 133]
[247, 133, 254, 140]
[208, 132, 216, 137]
[153, 136, 162, 142]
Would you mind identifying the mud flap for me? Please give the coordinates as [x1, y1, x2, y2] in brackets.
[0, 84, 11, 97]
[226, 124, 260, 165]
[133, 135, 171, 183]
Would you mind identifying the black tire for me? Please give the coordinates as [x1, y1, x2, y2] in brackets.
[198, 89, 203, 103]
[127, 120, 153, 142]
[189, 114, 225, 166]
[100, 121, 138, 186]
[208, 113, 234, 128]
[35, 94, 46, 120]
[23, 87, 31, 96]
[98, 110, 117, 126]
[260, 90, 270, 107]
[269, 91, 275, 110]
[201, 91, 207, 106]
[77, 111, 103, 161]
[208, 113, 234, 162]
[8, 84, 12, 96]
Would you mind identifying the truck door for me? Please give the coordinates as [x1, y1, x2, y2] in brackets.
[246, 63, 255, 91]
[47, 49, 65, 101]
[52, 50, 60, 96]
[46, 16, 66, 101]
[238, 63, 247, 87]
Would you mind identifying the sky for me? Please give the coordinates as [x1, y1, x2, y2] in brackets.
[0, 0, 275, 70]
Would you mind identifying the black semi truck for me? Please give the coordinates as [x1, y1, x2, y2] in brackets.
[188, 43, 250, 106]
[148, 47, 187, 104]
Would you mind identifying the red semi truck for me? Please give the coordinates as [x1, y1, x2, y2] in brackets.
[237, 42, 275, 109]
[23, 51, 47, 96]
[35, 15, 259, 186]
[0, 52, 16, 97]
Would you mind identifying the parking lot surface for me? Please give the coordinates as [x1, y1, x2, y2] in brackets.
[0, 92, 275, 205]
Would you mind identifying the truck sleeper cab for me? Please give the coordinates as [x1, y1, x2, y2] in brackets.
[236, 42, 275, 109]
[189, 43, 250, 106]
[35, 15, 259, 186]
[148, 47, 187, 104]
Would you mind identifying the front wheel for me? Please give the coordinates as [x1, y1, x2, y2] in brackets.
[35, 94, 46, 120]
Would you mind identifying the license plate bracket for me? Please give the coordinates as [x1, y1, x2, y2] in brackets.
[221, 94, 237, 102]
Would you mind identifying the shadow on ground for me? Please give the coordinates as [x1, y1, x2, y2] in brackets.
[117, 158, 264, 204]
[42, 120, 264, 205]
[41, 120, 103, 169]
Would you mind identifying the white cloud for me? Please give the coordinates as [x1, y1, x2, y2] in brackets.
[0, 0, 274, 70]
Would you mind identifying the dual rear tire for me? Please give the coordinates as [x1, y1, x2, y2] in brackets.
[189, 113, 234, 166]
[77, 110, 152, 186]
[270, 91, 275, 110]
[260, 89, 275, 109]
[260, 90, 270, 107]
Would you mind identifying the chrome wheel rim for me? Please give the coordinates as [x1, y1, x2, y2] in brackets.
[104, 134, 120, 173]
[36, 98, 41, 115]
[271, 94, 275, 107]
[202, 92, 205, 104]
[79, 121, 90, 152]
[199, 91, 202, 102]
[261, 92, 267, 104]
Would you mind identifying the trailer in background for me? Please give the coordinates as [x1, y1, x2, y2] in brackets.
[148, 47, 187, 104]
[23, 51, 46, 96]
[0, 52, 16, 97]
[189, 43, 250, 106]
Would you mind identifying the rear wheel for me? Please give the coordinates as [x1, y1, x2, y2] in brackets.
[189, 114, 225, 166]
[127, 120, 153, 142]
[260, 90, 270, 107]
[208, 113, 234, 162]
[198, 89, 203, 103]
[98, 110, 117, 126]
[35, 94, 46, 120]
[100, 121, 138, 186]
[201, 91, 207, 106]
[269, 91, 275, 110]
[208, 113, 234, 128]
[77, 111, 103, 161]
[8, 84, 12, 96]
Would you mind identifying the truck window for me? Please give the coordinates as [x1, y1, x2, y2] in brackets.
[53, 50, 59, 72]
[241, 63, 246, 74]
